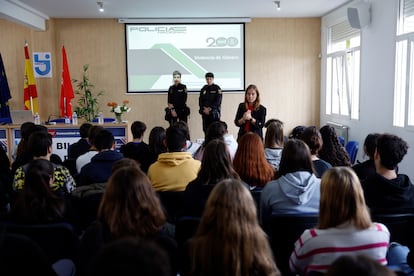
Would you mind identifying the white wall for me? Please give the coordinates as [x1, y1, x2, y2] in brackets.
[321, 0, 414, 180]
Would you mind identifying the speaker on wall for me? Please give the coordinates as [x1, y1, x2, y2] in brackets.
[347, 2, 371, 29]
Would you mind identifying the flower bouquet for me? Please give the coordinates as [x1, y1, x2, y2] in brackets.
[107, 100, 131, 123]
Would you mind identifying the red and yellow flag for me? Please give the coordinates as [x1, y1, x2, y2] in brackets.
[60, 46, 74, 117]
[23, 43, 38, 113]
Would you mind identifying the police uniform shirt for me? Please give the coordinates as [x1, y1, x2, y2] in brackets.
[168, 83, 187, 109]
[199, 84, 222, 112]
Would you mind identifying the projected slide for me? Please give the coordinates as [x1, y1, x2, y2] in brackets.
[126, 23, 245, 93]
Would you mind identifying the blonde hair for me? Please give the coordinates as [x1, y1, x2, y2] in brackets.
[189, 179, 279, 276]
[318, 167, 372, 229]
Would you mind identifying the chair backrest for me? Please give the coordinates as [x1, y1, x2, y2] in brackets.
[157, 191, 185, 224]
[345, 140, 359, 164]
[175, 216, 201, 248]
[0, 233, 56, 275]
[0, 222, 79, 263]
[371, 213, 414, 249]
[338, 136, 345, 146]
[250, 189, 262, 214]
[270, 213, 319, 276]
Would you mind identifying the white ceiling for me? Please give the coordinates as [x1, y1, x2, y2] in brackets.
[15, 0, 350, 19]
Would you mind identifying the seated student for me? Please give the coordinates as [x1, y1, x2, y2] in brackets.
[182, 139, 240, 218]
[11, 122, 36, 173]
[76, 125, 104, 173]
[233, 132, 275, 189]
[78, 165, 177, 275]
[193, 121, 226, 161]
[10, 159, 74, 225]
[173, 121, 201, 158]
[12, 125, 63, 172]
[13, 131, 76, 196]
[260, 139, 320, 228]
[145, 126, 167, 167]
[78, 130, 123, 186]
[301, 126, 332, 178]
[88, 238, 172, 276]
[289, 125, 306, 139]
[183, 179, 280, 276]
[0, 144, 12, 213]
[362, 133, 414, 214]
[326, 254, 396, 276]
[67, 123, 92, 160]
[319, 125, 351, 167]
[221, 121, 238, 160]
[148, 125, 200, 192]
[290, 167, 390, 275]
[352, 133, 380, 181]
[120, 121, 150, 172]
[264, 119, 284, 170]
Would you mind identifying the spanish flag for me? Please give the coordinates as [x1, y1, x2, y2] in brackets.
[24, 43, 38, 113]
[60, 46, 74, 118]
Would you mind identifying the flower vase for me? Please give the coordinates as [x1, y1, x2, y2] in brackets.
[115, 113, 122, 123]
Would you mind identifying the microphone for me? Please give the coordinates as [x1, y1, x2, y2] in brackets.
[45, 114, 61, 125]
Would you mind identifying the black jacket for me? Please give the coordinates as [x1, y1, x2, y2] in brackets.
[234, 103, 266, 140]
[362, 173, 414, 214]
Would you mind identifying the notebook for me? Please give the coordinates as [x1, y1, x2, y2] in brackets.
[10, 110, 34, 125]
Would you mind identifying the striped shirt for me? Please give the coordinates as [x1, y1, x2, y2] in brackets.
[289, 222, 390, 275]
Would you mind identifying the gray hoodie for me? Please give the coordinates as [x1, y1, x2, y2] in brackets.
[260, 171, 320, 227]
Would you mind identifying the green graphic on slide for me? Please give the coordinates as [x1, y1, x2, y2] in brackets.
[151, 43, 207, 78]
[130, 75, 161, 90]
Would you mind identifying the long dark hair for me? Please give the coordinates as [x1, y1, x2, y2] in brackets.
[278, 139, 314, 177]
[195, 139, 239, 185]
[148, 127, 167, 157]
[12, 159, 65, 223]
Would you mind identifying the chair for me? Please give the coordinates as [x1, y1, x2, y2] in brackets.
[338, 136, 345, 146]
[371, 213, 414, 249]
[157, 191, 185, 224]
[175, 216, 200, 249]
[345, 140, 359, 164]
[0, 233, 57, 275]
[175, 216, 200, 274]
[270, 213, 319, 276]
[0, 222, 79, 263]
[250, 189, 262, 218]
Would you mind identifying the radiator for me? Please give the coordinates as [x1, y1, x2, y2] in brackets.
[326, 121, 349, 145]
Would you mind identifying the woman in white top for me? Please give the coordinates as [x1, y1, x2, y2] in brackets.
[289, 167, 390, 275]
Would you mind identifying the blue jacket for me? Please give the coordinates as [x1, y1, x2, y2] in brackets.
[79, 150, 123, 186]
[260, 171, 320, 229]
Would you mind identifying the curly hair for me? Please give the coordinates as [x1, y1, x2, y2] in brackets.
[188, 179, 279, 276]
[376, 133, 409, 170]
[233, 132, 275, 187]
[318, 125, 351, 167]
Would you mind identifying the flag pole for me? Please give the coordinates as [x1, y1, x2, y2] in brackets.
[64, 97, 67, 116]
[30, 96, 33, 114]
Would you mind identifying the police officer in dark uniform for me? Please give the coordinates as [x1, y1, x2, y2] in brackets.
[166, 70, 189, 125]
[199, 72, 222, 133]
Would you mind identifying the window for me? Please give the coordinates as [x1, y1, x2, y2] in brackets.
[325, 20, 361, 120]
[394, 0, 414, 127]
